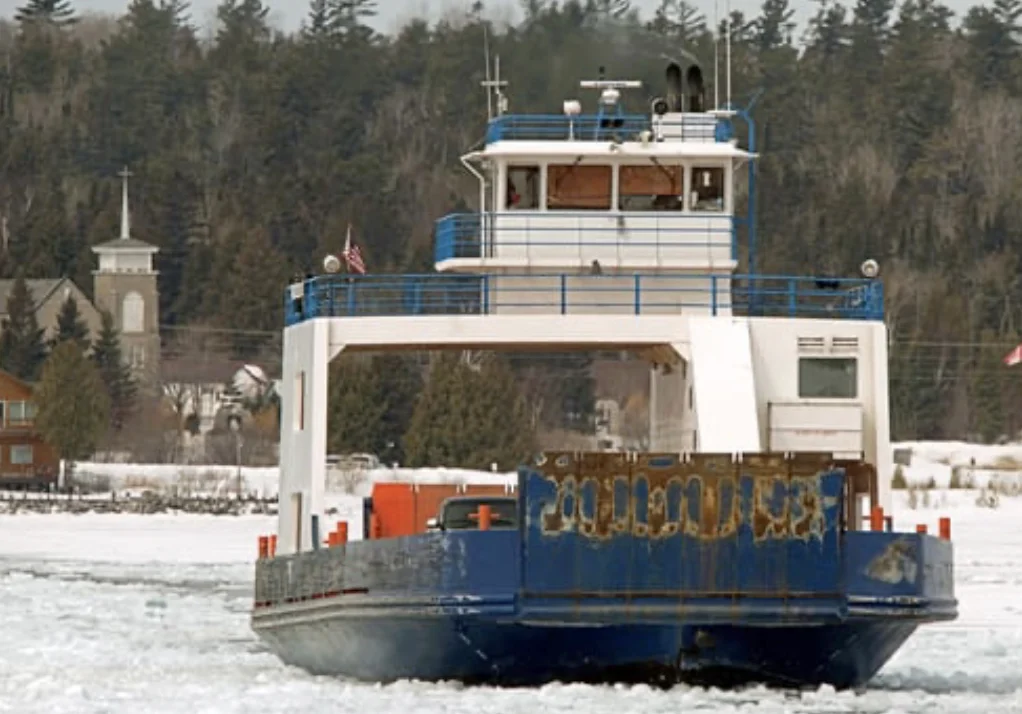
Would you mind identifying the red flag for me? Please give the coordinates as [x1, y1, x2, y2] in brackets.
[342, 224, 366, 275]
[1004, 343, 1022, 366]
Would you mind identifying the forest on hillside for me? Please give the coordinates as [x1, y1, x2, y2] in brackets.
[3, 0, 1022, 451]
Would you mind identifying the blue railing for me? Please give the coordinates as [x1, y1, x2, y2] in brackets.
[485, 114, 732, 143]
[284, 273, 884, 326]
[434, 212, 736, 264]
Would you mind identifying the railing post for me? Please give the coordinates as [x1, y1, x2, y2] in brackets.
[634, 274, 641, 315]
[711, 275, 718, 315]
[482, 274, 490, 314]
[560, 274, 567, 314]
[787, 279, 797, 317]
[346, 279, 356, 316]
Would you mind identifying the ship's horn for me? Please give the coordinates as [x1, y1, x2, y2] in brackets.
[686, 64, 705, 113]
[665, 61, 683, 113]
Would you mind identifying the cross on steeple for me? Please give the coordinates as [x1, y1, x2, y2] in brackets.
[119, 166, 132, 240]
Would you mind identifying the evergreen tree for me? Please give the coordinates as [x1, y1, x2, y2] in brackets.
[15, 0, 77, 25]
[305, 0, 332, 37]
[51, 294, 90, 352]
[404, 353, 533, 470]
[327, 354, 386, 454]
[0, 274, 47, 382]
[403, 353, 471, 468]
[756, 0, 795, 51]
[34, 340, 110, 464]
[91, 310, 137, 431]
[372, 353, 423, 465]
[592, 0, 633, 20]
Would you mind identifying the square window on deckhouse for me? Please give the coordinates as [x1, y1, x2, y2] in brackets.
[798, 357, 858, 399]
[506, 166, 539, 209]
[619, 165, 683, 211]
[691, 167, 725, 212]
[547, 164, 612, 210]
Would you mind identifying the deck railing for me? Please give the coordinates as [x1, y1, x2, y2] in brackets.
[485, 114, 728, 143]
[284, 273, 884, 326]
[435, 212, 735, 264]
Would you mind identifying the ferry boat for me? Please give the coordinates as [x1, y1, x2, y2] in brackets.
[250, 59, 957, 689]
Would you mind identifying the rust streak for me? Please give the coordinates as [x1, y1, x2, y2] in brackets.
[534, 451, 842, 545]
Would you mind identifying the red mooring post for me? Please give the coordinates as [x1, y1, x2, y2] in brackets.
[939, 517, 951, 540]
[478, 505, 492, 531]
[870, 506, 884, 531]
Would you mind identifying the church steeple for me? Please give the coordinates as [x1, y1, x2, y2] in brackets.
[91, 164, 162, 389]
[92, 164, 158, 273]
[119, 166, 132, 240]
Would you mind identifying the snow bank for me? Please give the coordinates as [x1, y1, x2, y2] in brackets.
[43, 440, 1022, 500]
[66, 462, 517, 500]
[893, 441, 1022, 489]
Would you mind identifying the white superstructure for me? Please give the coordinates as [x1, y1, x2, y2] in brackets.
[273, 62, 890, 556]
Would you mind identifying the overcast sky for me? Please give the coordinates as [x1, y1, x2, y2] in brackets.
[0, 0, 982, 40]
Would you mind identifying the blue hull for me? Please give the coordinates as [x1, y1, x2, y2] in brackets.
[252, 453, 956, 689]
[254, 609, 919, 689]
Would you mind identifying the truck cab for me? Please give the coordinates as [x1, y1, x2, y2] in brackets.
[426, 495, 518, 532]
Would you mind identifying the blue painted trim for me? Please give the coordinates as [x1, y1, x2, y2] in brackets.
[730, 90, 763, 282]
[282, 272, 885, 326]
[485, 114, 726, 144]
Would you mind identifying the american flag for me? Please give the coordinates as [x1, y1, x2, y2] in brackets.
[1005, 343, 1022, 367]
[342, 224, 366, 275]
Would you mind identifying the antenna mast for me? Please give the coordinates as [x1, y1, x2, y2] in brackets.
[481, 55, 509, 119]
[726, 0, 732, 109]
[714, 0, 719, 110]
[482, 25, 492, 121]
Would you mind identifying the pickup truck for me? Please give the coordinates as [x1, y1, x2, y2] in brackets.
[426, 495, 518, 532]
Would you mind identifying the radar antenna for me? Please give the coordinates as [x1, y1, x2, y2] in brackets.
[579, 65, 643, 110]
[579, 67, 642, 139]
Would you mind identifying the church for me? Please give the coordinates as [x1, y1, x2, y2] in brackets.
[0, 168, 162, 385]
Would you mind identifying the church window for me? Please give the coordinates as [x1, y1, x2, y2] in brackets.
[123, 292, 144, 333]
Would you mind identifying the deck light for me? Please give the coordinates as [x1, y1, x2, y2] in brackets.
[324, 254, 341, 274]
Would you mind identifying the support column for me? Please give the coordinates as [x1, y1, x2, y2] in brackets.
[276, 318, 343, 555]
[649, 342, 691, 452]
[871, 321, 893, 516]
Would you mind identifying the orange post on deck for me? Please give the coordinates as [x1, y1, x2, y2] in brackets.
[370, 513, 381, 539]
[939, 516, 951, 540]
[870, 506, 884, 532]
[269, 535, 277, 557]
[337, 521, 349, 544]
[327, 531, 338, 547]
[916, 524, 927, 534]
[478, 504, 492, 531]
[258, 535, 269, 559]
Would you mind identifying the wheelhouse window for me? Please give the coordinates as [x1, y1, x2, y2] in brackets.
[619, 164, 683, 211]
[690, 166, 725, 212]
[798, 357, 858, 399]
[547, 164, 612, 210]
[506, 166, 539, 209]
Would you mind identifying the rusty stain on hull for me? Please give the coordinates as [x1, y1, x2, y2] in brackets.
[865, 538, 919, 585]
[537, 451, 841, 544]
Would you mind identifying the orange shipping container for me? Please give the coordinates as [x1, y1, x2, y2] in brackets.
[370, 481, 518, 538]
